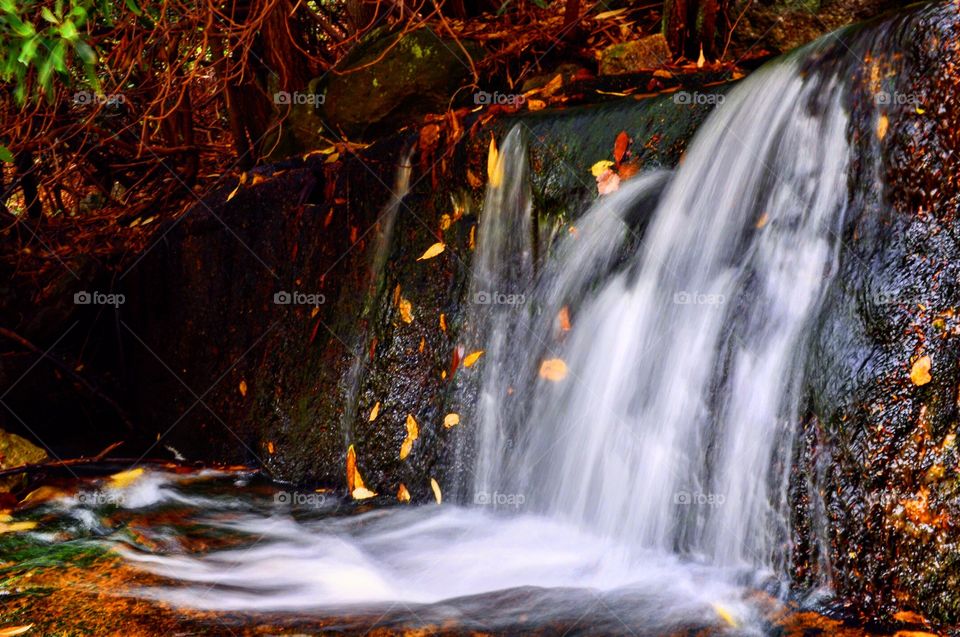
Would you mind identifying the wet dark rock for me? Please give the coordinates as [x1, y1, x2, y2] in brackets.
[793, 3, 960, 626]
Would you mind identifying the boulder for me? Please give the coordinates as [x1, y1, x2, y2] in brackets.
[598, 35, 672, 75]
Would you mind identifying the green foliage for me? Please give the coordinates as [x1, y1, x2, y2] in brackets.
[0, 0, 112, 102]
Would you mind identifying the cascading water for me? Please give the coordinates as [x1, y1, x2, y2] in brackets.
[87, 15, 902, 632]
[471, 59, 852, 582]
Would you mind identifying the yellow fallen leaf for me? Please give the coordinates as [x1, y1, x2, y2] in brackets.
[439, 313, 447, 332]
[712, 603, 738, 628]
[267, 441, 275, 454]
[697, 46, 706, 69]
[369, 401, 380, 422]
[406, 414, 419, 440]
[443, 413, 460, 429]
[877, 114, 889, 140]
[0, 521, 37, 534]
[430, 478, 442, 504]
[527, 98, 547, 111]
[351, 486, 377, 500]
[463, 350, 484, 368]
[0, 625, 34, 636]
[590, 160, 615, 177]
[18, 486, 65, 506]
[239, 380, 248, 397]
[487, 136, 502, 188]
[755, 212, 769, 229]
[916, 106, 926, 115]
[397, 483, 411, 502]
[325, 152, 340, 163]
[539, 358, 568, 381]
[400, 414, 420, 460]
[469, 225, 476, 250]
[417, 242, 446, 261]
[399, 298, 414, 324]
[911, 355, 932, 386]
[108, 468, 144, 489]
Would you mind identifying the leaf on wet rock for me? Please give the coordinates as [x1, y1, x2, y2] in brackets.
[400, 414, 420, 460]
[463, 350, 484, 368]
[397, 483, 411, 503]
[596, 169, 620, 195]
[487, 136, 502, 187]
[439, 313, 447, 333]
[539, 358, 568, 381]
[108, 467, 144, 489]
[877, 114, 889, 140]
[417, 242, 446, 261]
[430, 478, 442, 504]
[911, 355, 932, 386]
[613, 131, 630, 167]
[347, 444, 375, 498]
[399, 298, 414, 324]
[369, 401, 380, 422]
[239, 380, 247, 397]
[443, 413, 460, 429]
[590, 160, 614, 177]
[712, 603, 738, 628]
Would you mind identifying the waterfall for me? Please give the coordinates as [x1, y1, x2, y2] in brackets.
[469, 57, 852, 578]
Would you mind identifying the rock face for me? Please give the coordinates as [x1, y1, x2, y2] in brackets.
[113, 92, 719, 494]
[791, 3, 960, 625]
[319, 28, 481, 140]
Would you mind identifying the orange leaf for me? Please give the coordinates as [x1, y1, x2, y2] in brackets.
[539, 358, 568, 381]
[557, 306, 571, 332]
[369, 401, 380, 422]
[417, 242, 446, 261]
[613, 131, 630, 167]
[399, 298, 414, 324]
[463, 350, 484, 368]
[430, 477, 442, 504]
[239, 380, 248, 397]
[911, 355, 932, 386]
[397, 483, 411, 503]
[443, 413, 460, 429]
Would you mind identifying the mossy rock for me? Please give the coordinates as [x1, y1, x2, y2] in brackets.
[319, 28, 482, 140]
[0, 429, 47, 492]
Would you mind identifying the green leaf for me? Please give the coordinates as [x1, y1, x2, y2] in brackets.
[74, 40, 96, 65]
[0, 146, 14, 163]
[40, 7, 57, 23]
[123, 0, 143, 16]
[17, 36, 38, 64]
[58, 19, 78, 40]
